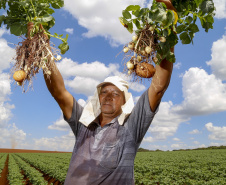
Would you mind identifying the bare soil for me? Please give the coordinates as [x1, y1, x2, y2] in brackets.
[0, 154, 9, 185]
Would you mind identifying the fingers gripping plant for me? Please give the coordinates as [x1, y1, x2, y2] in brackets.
[0, 0, 69, 91]
[119, 0, 215, 81]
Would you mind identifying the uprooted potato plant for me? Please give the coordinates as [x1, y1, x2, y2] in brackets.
[119, 0, 215, 82]
[0, 0, 69, 92]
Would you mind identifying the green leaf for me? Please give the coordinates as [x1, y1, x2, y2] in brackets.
[39, 15, 53, 23]
[126, 5, 140, 12]
[0, 15, 5, 26]
[122, 10, 131, 19]
[199, 0, 215, 14]
[133, 10, 140, 17]
[185, 16, 193, 24]
[133, 19, 141, 29]
[46, 8, 55, 15]
[162, 10, 174, 28]
[127, 22, 133, 33]
[194, 0, 203, 7]
[51, 0, 64, 9]
[176, 25, 186, 34]
[188, 23, 199, 33]
[10, 23, 24, 36]
[180, 31, 191, 44]
[58, 42, 69, 54]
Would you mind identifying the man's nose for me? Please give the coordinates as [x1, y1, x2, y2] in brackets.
[105, 93, 113, 100]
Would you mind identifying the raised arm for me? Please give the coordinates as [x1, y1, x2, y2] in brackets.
[148, 56, 173, 112]
[148, 0, 175, 112]
[44, 62, 73, 120]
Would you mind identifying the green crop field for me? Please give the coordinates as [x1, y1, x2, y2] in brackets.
[0, 149, 226, 184]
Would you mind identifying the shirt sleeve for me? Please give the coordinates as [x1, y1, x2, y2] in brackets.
[64, 98, 84, 138]
[126, 89, 158, 144]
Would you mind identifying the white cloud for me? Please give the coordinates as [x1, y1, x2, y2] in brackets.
[171, 143, 186, 149]
[173, 67, 226, 116]
[143, 136, 154, 142]
[57, 58, 119, 81]
[64, 28, 74, 34]
[64, 0, 145, 46]
[65, 76, 100, 96]
[0, 73, 11, 102]
[213, 0, 226, 19]
[78, 98, 86, 107]
[189, 129, 201, 134]
[147, 101, 190, 141]
[0, 123, 26, 149]
[207, 35, 226, 80]
[0, 39, 15, 73]
[173, 138, 180, 141]
[193, 141, 200, 145]
[205, 122, 226, 140]
[57, 58, 146, 96]
[174, 62, 182, 69]
[0, 73, 14, 128]
[33, 131, 75, 152]
[48, 114, 70, 131]
[145, 65, 226, 143]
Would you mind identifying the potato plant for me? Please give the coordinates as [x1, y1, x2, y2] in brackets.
[0, 0, 69, 91]
[120, 0, 215, 80]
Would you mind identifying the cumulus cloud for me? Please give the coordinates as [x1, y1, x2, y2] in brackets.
[205, 122, 226, 140]
[173, 138, 180, 141]
[57, 58, 146, 96]
[188, 129, 201, 134]
[213, 0, 226, 19]
[33, 131, 75, 151]
[207, 35, 226, 80]
[64, 28, 74, 34]
[193, 141, 200, 145]
[78, 98, 86, 107]
[0, 39, 15, 73]
[171, 143, 187, 149]
[48, 115, 70, 131]
[147, 101, 190, 141]
[57, 58, 119, 80]
[145, 65, 226, 143]
[63, 0, 145, 46]
[173, 67, 226, 116]
[143, 136, 154, 142]
[0, 73, 11, 102]
[0, 123, 26, 149]
[0, 73, 14, 128]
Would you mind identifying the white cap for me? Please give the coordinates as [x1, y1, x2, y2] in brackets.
[79, 76, 134, 126]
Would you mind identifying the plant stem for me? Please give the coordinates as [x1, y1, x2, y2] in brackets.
[134, 33, 142, 57]
[30, 0, 37, 18]
[44, 31, 66, 43]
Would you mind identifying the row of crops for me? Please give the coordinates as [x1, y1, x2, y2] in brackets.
[2, 153, 72, 185]
[0, 149, 226, 184]
[134, 149, 226, 185]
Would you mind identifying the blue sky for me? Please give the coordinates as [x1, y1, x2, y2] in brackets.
[0, 0, 226, 152]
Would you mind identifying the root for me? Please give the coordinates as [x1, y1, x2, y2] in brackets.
[11, 31, 59, 92]
[122, 24, 160, 83]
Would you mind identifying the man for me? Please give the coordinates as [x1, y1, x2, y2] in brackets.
[44, 55, 173, 185]
[44, 2, 174, 184]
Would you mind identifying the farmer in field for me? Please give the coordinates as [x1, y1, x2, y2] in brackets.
[44, 56, 173, 185]
[44, 2, 173, 185]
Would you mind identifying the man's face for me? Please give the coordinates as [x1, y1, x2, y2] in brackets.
[99, 84, 125, 117]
